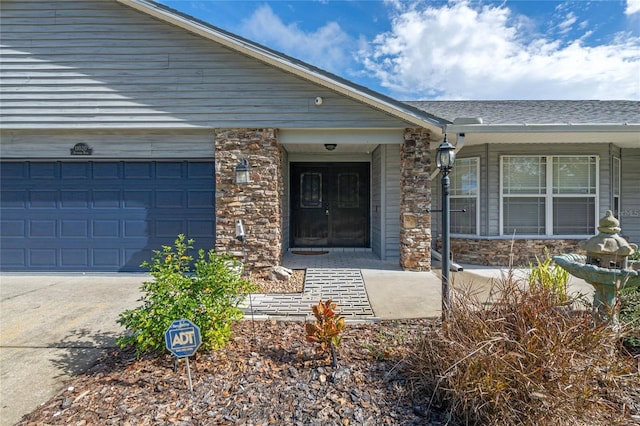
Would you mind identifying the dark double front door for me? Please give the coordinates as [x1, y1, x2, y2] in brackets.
[291, 163, 369, 247]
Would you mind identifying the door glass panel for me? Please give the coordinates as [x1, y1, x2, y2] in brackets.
[300, 172, 322, 208]
[337, 173, 359, 208]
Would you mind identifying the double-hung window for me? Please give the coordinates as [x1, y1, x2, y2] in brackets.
[450, 157, 479, 235]
[501, 155, 597, 236]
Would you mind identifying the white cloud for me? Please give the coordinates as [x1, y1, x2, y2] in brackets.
[239, 4, 355, 74]
[626, 0, 640, 15]
[358, 1, 640, 100]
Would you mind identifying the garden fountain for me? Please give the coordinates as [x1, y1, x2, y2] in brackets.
[553, 210, 640, 325]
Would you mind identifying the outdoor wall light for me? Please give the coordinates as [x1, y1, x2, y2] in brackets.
[235, 159, 251, 184]
[324, 143, 337, 151]
[436, 134, 456, 321]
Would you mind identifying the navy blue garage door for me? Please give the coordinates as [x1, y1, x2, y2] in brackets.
[0, 161, 215, 272]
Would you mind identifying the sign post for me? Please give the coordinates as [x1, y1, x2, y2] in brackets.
[165, 319, 202, 393]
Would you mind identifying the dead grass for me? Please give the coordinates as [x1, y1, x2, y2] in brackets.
[406, 271, 640, 426]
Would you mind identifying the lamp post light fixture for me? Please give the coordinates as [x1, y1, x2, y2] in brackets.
[235, 159, 251, 184]
[436, 135, 456, 321]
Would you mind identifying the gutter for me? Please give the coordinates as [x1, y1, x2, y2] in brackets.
[117, 0, 447, 133]
[446, 123, 640, 134]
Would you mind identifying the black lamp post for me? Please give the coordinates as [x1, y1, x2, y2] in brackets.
[436, 135, 456, 321]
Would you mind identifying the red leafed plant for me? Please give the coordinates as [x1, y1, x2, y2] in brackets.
[305, 299, 346, 367]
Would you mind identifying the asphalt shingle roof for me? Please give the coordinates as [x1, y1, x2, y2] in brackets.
[405, 100, 639, 125]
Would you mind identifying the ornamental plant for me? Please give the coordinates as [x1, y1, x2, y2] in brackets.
[305, 298, 346, 367]
[117, 234, 257, 356]
[528, 252, 570, 305]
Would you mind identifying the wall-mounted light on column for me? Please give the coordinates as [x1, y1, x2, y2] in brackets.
[235, 159, 251, 184]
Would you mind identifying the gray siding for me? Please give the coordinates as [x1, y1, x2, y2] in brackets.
[620, 148, 640, 244]
[1, 0, 409, 130]
[383, 145, 401, 260]
[282, 150, 290, 253]
[0, 128, 214, 159]
[433, 142, 620, 241]
[371, 146, 382, 257]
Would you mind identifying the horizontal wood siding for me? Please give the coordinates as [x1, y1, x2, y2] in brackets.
[371, 146, 382, 257]
[0, 129, 214, 159]
[620, 148, 640, 244]
[1, 0, 409, 129]
[384, 145, 401, 260]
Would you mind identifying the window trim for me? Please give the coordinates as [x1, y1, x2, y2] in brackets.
[500, 155, 599, 237]
[450, 157, 480, 236]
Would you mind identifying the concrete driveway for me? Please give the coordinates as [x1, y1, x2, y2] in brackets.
[0, 275, 144, 426]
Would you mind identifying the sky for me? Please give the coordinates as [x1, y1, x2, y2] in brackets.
[157, 0, 640, 100]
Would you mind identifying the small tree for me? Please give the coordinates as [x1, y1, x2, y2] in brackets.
[305, 299, 346, 367]
[117, 234, 257, 356]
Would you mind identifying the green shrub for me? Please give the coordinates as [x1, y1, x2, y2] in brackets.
[528, 252, 570, 305]
[620, 284, 640, 351]
[117, 234, 257, 356]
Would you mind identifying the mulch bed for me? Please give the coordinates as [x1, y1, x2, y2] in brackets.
[17, 319, 442, 425]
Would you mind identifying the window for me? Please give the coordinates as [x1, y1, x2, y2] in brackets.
[501, 155, 597, 236]
[450, 157, 479, 234]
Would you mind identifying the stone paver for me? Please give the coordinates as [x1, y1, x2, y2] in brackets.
[241, 251, 382, 320]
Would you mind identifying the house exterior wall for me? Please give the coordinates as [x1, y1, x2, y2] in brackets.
[1, 0, 410, 130]
[432, 141, 636, 266]
[371, 144, 401, 261]
[400, 129, 432, 271]
[620, 148, 640, 243]
[214, 129, 283, 272]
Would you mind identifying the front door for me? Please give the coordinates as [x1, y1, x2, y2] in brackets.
[291, 163, 369, 247]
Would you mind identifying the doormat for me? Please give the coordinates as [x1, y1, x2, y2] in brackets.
[291, 250, 329, 255]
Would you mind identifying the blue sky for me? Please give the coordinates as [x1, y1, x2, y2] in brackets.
[157, 0, 640, 100]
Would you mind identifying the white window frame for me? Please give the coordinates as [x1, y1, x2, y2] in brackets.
[613, 157, 621, 218]
[450, 157, 480, 236]
[500, 155, 599, 237]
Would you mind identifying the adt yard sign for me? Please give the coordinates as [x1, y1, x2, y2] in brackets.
[165, 319, 201, 358]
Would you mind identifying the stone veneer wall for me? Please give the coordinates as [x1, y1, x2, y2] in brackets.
[436, 238, 585, 267]
[214, 129, 283, 274]
[399, 129, 432, 271]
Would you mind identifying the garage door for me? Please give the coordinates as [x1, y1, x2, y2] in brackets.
[0, 161, 215, 272]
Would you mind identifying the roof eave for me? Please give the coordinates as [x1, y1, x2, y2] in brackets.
[117, 0, 446, 134]
[446, 123, 640, 134]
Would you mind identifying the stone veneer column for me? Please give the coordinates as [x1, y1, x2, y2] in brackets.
[399, 129, 432, 271]
[214, 129, 283, 274]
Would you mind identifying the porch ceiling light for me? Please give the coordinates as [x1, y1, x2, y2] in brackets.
[235, 159, 251, 184]
[324, 144, 337, 151]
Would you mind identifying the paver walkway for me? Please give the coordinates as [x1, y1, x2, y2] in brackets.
[240, 268, 375, 320]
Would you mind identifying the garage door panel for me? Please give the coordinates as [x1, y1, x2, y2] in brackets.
[93, 249, 121, 267]
[30, 191, 57, 208]
[30, 220, 57, 238]
[0, 161, 215, 272]
[30, 163, 58, 179]
[1, 249, 25, 267]
[93, 220, 120, 237]
[189, 220, 215, 238]
[30, 249, 56, 267]
[61, 249, 89, 267]
[1, 220, 25, 237]
[156, 190, 185, 208]
[61, 220, 89, 238]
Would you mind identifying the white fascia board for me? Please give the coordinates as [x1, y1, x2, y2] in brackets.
[118, 0, 446, 134]
[446, 123, 640, 134]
